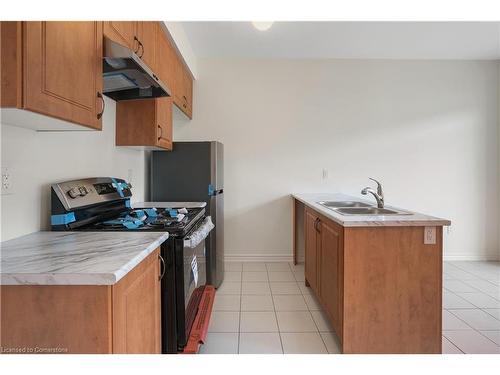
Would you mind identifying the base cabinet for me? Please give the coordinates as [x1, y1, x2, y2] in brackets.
[304, 208, 343, 341]
[318, 217, 343, 339]
[303, 205, 442, 354]
[304, 209, 319, 292]
[0, 249, 162, 354]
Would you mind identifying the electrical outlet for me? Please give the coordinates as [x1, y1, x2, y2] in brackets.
[1, 167, 14, 195]
[424, 226, 436, 245]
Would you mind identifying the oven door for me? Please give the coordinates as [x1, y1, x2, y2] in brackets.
[177, 217, 214, 349]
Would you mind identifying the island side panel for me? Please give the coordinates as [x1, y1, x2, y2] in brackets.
[0, 285, 113, 353]
[112, 248, 161, 354]
[292, 199, 305, 265]
[342, 226, 442, 354]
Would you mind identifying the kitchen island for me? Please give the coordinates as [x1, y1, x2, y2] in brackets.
[0, 231, 168, 354]
[292, 193, 451, 354]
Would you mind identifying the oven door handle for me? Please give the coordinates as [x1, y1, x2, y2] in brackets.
[158, 253, 166, 281]
[183, 216, 215, 249]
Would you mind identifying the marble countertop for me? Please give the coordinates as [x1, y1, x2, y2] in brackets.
[292, 193, 451, 227]
[133, 201, 207, 208]
[0, 231, 169, 286]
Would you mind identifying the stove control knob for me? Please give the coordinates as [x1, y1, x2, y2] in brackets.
[79, 186, 88, 196]
[68, 188, 80, 198]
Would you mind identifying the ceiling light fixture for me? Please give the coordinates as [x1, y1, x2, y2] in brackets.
[252, 22, 274, 31]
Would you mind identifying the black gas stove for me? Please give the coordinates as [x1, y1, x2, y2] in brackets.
[50, 177, 212, 353]
[50, 177, 204, 236]
[80, 206, 205, 236]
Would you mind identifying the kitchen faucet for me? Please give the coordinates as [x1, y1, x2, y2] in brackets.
[361, 178, 385, 208]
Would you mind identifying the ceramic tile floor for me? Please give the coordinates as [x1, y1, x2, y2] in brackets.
[200, 260, 500, 354]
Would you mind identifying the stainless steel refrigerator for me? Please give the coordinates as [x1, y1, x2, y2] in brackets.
[150, 141, 224, 288]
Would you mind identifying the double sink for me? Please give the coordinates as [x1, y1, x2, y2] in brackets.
[317, 201, 411, 216]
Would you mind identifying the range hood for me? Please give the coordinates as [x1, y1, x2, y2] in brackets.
[102, 38, 171, 101]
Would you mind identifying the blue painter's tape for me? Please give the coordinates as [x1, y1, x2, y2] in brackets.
[144, 208, 157, 217]
[51, 212, 76, 226]
[208, 184, 214, 196]
[112, 178, 125, 197]
[123, 221, 140, 229]
[168, 209, 178, 217]
[125, 199, 131, 208]
[134, 210, 145, 218]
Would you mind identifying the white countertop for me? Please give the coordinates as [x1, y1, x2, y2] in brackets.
[0, 231, 169, 286]
[133, 201, 207, 208]
[292, 193, 451, 227]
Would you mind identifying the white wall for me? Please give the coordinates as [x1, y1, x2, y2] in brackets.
[0, 97, 147, 241]
[498, 61, 500, 259]
[174, 59, 500, 261]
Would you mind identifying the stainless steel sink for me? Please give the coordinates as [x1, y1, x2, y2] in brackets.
[317, 201, 372, 208]
[334, 207, 411, 216]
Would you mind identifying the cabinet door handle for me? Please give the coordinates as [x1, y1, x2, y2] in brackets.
[136, 38, 144, 58]
[182, 95, 187, 100]
[157, 125, 163, 140]
[314, 218, 321, 233]
[97, 92, 105, 119]
[133, 36, 140, 54]
[159, 254, 166, 281]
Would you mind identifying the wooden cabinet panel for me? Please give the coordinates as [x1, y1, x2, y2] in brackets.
[304, 209, 319, 292]
[104, 21, 137, 50]
[172, 53, 193, 119]
[116, 98, 172, 150]
[318, 218, 343, 337]
[155, 97, 173, 149]
[0, 22, 22, 107]
[156, 25, 176, 91]
[183, 68, 193, 118]
[113, 248, 161, 354]
[0, 285, 113, 353]
[137, 21, 157, 72]
[23, 22, 103, 129]
[342, 227, 442, 353]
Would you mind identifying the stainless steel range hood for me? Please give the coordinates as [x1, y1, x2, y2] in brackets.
[102, 38, 171, 101]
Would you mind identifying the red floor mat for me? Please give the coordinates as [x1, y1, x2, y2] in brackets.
[182, 285, 216, 354]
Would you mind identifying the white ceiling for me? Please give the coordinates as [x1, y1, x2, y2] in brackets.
[180, 22, 500, 60]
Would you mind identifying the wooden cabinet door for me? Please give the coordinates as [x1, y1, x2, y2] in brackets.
[156, 25, 176, 91]
[174, 62, 192, 118]
[23, 22, 103, 130]
[319, 219, 342, 336]
[155, 97, 172, 150]
[112, 249, 161, 354]
[137, 21, 157, 71]
[104, 21, 137, 50]
[183, 68, 193, 118]
[304, 209, 319, 292]
[173, 53, 184, 106]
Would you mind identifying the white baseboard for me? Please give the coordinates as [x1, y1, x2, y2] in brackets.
[443, 254, 499, 261]
[224, 253, 498, 263]
[224, 254, 294, 263]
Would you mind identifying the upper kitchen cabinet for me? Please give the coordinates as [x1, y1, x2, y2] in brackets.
[156, 23, 176, 92]
[116, 97, 172, 150]
[103, 21, 137, 51]
[0, 21, 104, 130]
[136, 21, 157, 72]
[173, 52, 193, 119]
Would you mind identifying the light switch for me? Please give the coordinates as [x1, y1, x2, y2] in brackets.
[424, 226, 436, 245]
